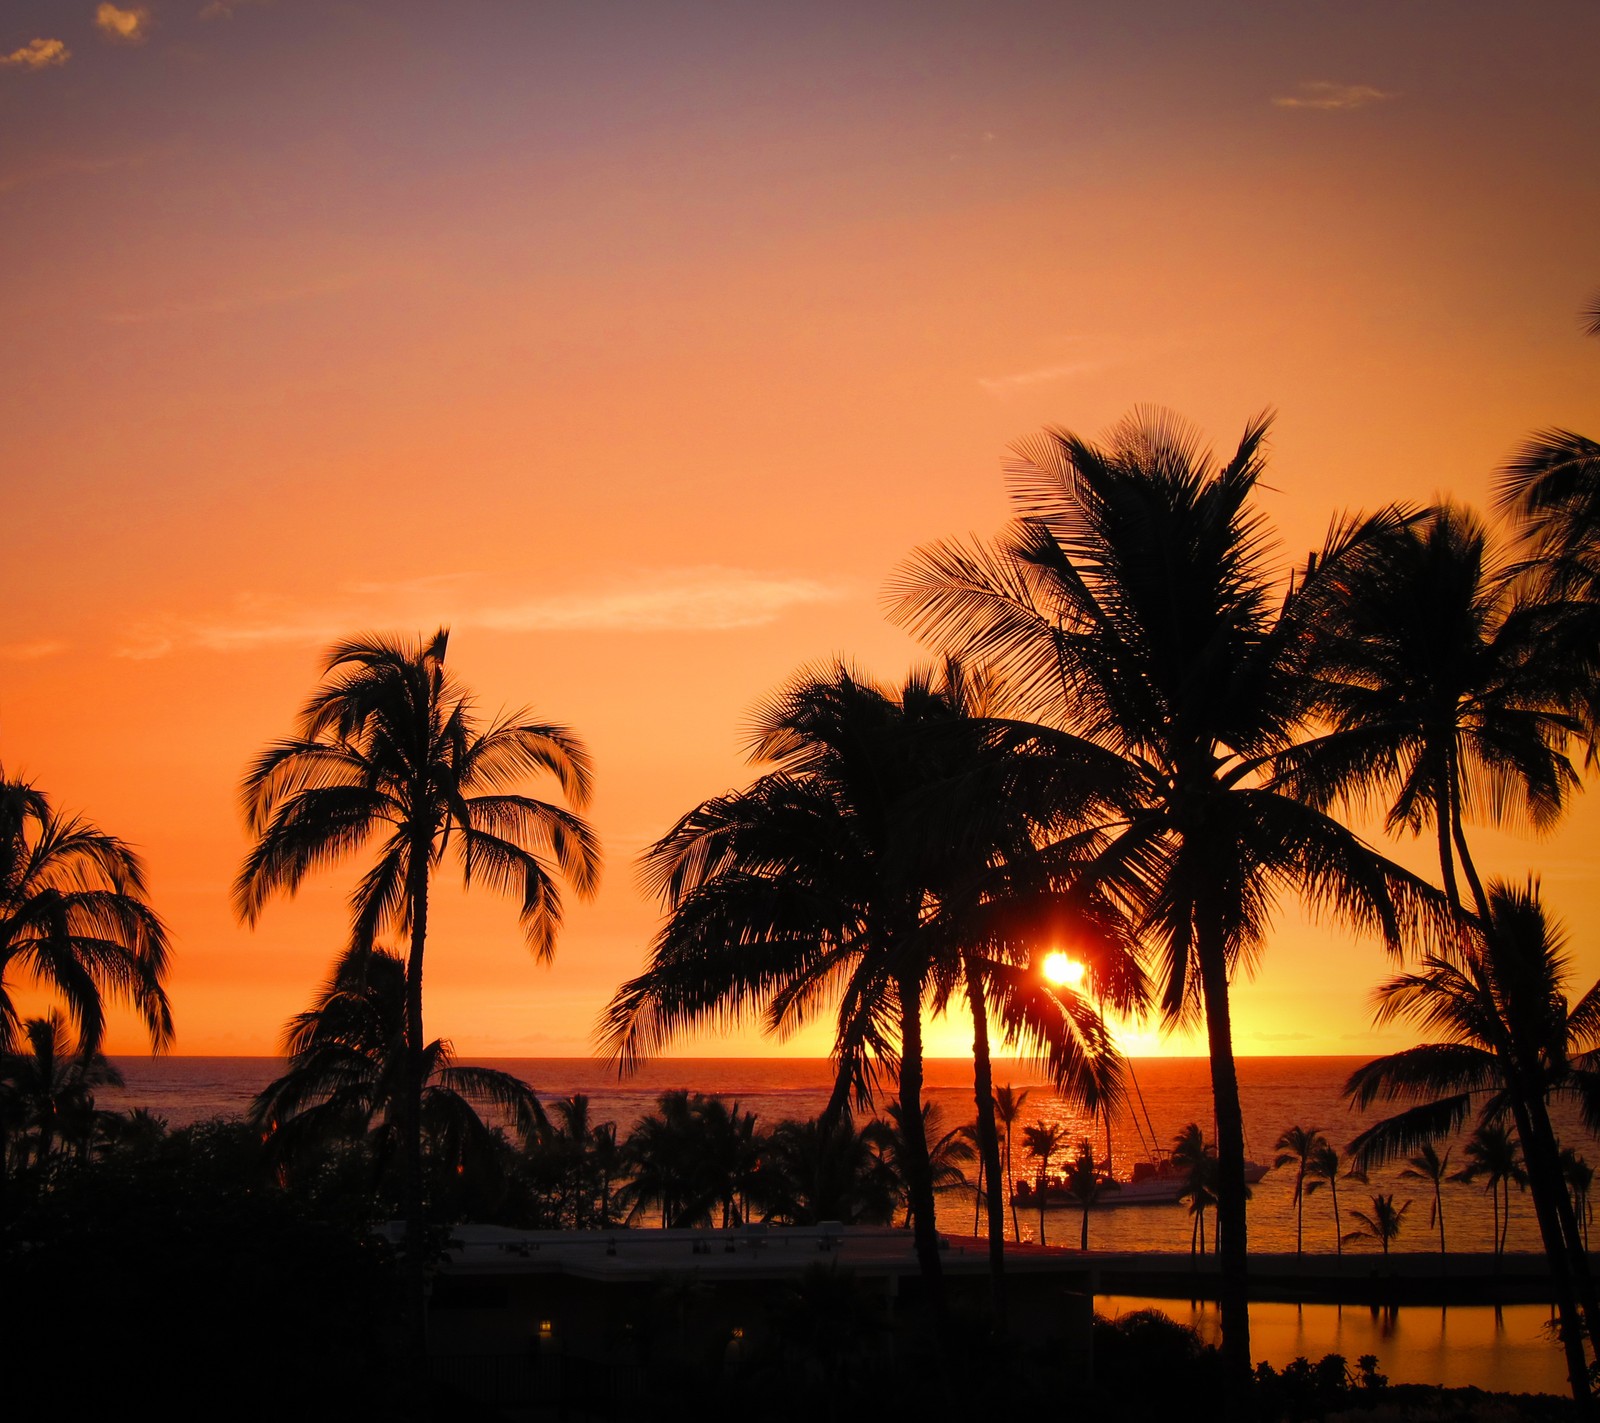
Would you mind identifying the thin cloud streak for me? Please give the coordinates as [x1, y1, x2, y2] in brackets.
[979, 358, 1109, 394]
[117, 567, 849, 658]
[1273, 81, 1394, 111]
[0, 640, 69, 661]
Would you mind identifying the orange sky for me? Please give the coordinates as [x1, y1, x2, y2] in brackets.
[3, 1, 1598, 1060]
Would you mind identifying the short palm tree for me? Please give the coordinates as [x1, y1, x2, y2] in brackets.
[1274, 1124, 1327, 1258]
[250, 947, 545, 1193]
[994, 1083, 1030, 1243]
[1172, 1122, 1218, 1256]
[891, 410, 1443, 1395]
[1343, 1193, 1410, 1256]
[1, 1011, 124, 1170]
[1453, 1123, 1526, 1259]
[1399, 1143, 1452, 1256]
[1022, 1120, 1065, 1245]
[1, 772, 172, 1056]
[1063, 1138, 1115, 1249]
[234, 629, 599, 1325]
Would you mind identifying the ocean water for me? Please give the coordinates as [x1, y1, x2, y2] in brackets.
[98, 1052, 1579, 1394]
[101, 1053, 1566, 1256]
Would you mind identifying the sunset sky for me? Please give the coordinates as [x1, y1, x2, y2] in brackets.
[3, 1, 1598, 1060]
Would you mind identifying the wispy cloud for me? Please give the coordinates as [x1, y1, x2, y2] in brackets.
[476, 569, 846, 634]
[1, 38, 70, 69]
[96, 4, 152, 44]
[1273, 81, 1393, 111]
[979, 358, 1109, 394]
[117, 568, 848, 658]
[0, 639, 69, 661]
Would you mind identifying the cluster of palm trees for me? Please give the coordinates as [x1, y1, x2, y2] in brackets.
[597, 293, 1600, 1407]
[4, 291, 1594, 1406]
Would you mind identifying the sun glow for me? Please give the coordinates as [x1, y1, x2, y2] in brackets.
[1041, 952, 1086, 988]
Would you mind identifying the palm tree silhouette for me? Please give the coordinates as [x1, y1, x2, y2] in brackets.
[604, 660, 1131, 1328]
[1561, 1147, 1593, 1252]
[890, 410, 1441, 1396]
[1303, 1140, 1349, 1255]
[1171, 1122, 1217, 1256]
[993, 1083, 1029, 1244]
[1399, 1143, 1453, 1256]
[1062, 1137, 1115, 1249]
[1022, 1120, 1064, 1245]
[1, 1011, 124, 1170]
[1273, 1124, 1326, 1258]
[1290, 502, 1580, 919]
[758, 1113, 899, 1226]
[1345, 880, 1599, 1393]
[1296, 505, 1600, 1384]
[250, 946, 544, 1193]
[234, 629, 599, 1332]
[1342, 1193, 1410, 1256]
[1, 772, 172, 1057]
[1454, 1123, 1526, 1260]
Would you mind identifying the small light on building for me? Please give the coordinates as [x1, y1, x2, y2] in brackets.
[731, 1327, 745, 1340]
[538, 1319, 553, 1340]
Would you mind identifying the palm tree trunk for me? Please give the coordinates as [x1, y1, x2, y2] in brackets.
[1331, 1173, 1342, 1255]
[1197, 914, 1252, 1414]
[403, 840, 432, 1359]
[1506, 1094, 1593, 1404]
[1006, 1127, 1021, 1244]
[896, 970, 946, 1328]
[1295, 1165, 1304, 1256]
[963, 951, 1008, 1332]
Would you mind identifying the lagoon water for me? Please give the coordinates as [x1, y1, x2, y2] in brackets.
[103, 1053, 1578, 1394]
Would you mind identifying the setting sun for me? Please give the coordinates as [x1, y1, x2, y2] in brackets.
[1041, 952, 1087, 989]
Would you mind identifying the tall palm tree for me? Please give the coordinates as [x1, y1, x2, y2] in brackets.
[1344, 881, 1599, 1397]
[1273, 1123, 1326, 1258]
[1399, 1143, 1452, 1256]
[250, 947, 545, 1191]
[994, 1083, 1029, 1243]
[602, 661, 1132, 1328]
[890, 409, 1443, 1397]
[1290, 502, 1580, 919]
[1294, 507, 1600, 1378]
[0, 772, 172, 1057]
[1022, 1120, 1065, 1245]
[234, 629, 599, 1324]
[1343, 1193, 1410, 1256]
